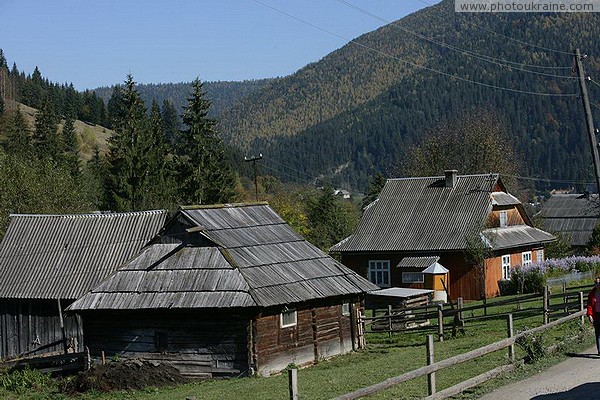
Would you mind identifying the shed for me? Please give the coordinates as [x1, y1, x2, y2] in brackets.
[68, 203, 377, 377]
[0, 210, 167, 360]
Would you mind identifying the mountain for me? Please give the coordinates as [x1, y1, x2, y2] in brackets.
[94, 78, 275, 118]
[214, 1, 600, 191]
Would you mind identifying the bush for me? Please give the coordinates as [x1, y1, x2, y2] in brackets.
[506, 266, 546, 294]
[516, 330, 547, 362]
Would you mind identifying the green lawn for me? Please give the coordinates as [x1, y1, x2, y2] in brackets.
[1, 287, 594, 400]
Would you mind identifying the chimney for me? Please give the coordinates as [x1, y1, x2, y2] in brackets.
[444, 170, 458, 188]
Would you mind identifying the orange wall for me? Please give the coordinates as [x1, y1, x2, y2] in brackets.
[484, 248, 545, 297]
[488, 207, 525, 227]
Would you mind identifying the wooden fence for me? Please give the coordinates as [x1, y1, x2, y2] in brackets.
[361, 284, 588, 342]
[0, 348, 90, 375]
[334, 310, 586, 399]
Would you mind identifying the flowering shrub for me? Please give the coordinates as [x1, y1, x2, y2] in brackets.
[504, 256, 600, 295]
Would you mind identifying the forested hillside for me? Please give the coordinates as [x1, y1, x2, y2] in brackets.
[215, 1, 600, 191]
[94, 78, 275, 119]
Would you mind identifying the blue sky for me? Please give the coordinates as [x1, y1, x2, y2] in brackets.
[0, 0, 436, 90]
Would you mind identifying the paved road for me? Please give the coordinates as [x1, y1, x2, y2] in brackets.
[478, 347, 600, 400]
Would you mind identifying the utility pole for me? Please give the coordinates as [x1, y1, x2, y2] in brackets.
[575, 48, 600, 193]
[244, 154, 262, 201]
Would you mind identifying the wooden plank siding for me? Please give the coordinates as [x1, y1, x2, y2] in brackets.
[81, 310, 251, 377]
[254, 302, 356, 376]
[484, 248, 545, 298]
[489, 208, 526, 227]
[0, 299, 82, 360]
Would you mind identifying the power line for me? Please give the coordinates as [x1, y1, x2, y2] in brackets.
[502, 173, 595, 185]
[252, 0, 577, 97]
[336, 0, 576, 80]
[414, 0, 574, 56]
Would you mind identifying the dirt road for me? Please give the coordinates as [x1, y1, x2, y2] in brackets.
[478, 347, 600, 400]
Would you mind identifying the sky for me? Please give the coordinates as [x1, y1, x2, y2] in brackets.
[0, 0, 437, 90]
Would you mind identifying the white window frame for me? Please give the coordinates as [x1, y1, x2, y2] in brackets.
[402, 272, 424, 283]
[522, 251, 532, 267]
[368, 260, 391, 287]
[501, 255, 511, 280]
[341, 303, 350, 316]
[499, 210, 508, 227]
[280, 309, 297, 328]
[536, 249, 544, 263]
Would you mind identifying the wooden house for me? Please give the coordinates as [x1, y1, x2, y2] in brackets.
[68, 203, 377, 377]
[539, 194, 600, 252]
[330, 171, 555, 300]
[0, 211, 167, 360]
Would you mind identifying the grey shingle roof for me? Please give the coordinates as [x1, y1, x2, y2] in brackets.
[69, 204, 377, 311]
[481, 225, 555, 250]
[331, 174, 499, 252]
[0, 211, 168, 300]
[540, 194, 600, 246]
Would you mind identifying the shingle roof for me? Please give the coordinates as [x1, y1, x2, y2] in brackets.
[331, 174, 499, 252]
[540, 194, 600, 246]
[0, 211, 168, 300]
[69, 204, 377, 311]
[481, 225, 555, 250]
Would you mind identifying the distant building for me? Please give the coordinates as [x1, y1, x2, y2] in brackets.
[334, 189, 352, 199]
[539, 194, 600, 251]
[331, 171, 555, 300]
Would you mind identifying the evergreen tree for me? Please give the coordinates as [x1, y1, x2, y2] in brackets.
[32, 97, 60, 160]
[60, 114, 80, 177]
[161, 98, 179, 147]
[105, 75, 153, 211]
[146, 100, 177, 207]
[2, 107, 31, 157]
[81, 145, 107, 209]
[177, 78, 236, 205]
[106, 85, 123, 129]
[362, 173, 386, 210]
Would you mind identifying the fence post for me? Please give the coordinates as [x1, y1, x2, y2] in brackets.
[563, 282, 568, 315]
[457, 297, 464, 323]
[580, 292, 585, 327]
[507, 314, 514, 363]
[426, 335, 436, 396]
[543, 286, 549, 325]
[388, 305, 393, 339]
[288, 368, 298, 400]
[437, 304, 444, 342]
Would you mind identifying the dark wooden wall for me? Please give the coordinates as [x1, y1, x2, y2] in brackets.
[81, 310, 251, 378]
[254, 301, 356, 376]
[0, 299, 82, 360]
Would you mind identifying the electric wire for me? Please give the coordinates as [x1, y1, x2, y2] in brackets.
[336, 0, 576, 79]
[415, 0, 574, 57]
[588, 77, 600, 89]
[252, 0, 577, 97]
[502, 173, 595, 185]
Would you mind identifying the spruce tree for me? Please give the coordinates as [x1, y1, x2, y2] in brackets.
[177, 78, 236, 205]
[161, 99, 179, 148]
[105, 75, 153, 211]
[32, 97, 60, 160]
[60, 114, 80, 177]
[2, 107, 31, 157]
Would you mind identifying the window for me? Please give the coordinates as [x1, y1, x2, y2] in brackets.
[341, 303, 350, 316]
[402, 272, 424, 283]
[522, 251, 532, 267]
[368, 260, 390, 287]
[501, 255, 511, 280]
[499, 211, 508, 227]
[536, 249, 544, 263]
[280, 309, 297, 328]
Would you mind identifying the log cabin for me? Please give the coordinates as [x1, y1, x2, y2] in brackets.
[330, 171, 555, 300]
[68, 203, 377, 377]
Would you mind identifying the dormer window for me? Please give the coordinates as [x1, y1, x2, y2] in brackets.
[499, 211, 507, 227]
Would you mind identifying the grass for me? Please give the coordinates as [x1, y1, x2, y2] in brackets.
[0, 287, 594, 400]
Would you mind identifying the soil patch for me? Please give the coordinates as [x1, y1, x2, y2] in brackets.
[62, 359, 189, 393]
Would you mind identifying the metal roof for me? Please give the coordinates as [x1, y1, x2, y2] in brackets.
[396, 256, 439, 270]
[539, 194, 600, 246]
[368, 287, 433, 298]
[0, 211, 168, 300]
[481, 225, 555, 250]
[69, 204, 377, 311]
[491, 192, 521, 206]
[331, 174, 499, 252]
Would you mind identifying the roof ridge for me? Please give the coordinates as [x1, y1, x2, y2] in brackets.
[180, 202, 269, 210]
[387, 173, 499, 181]
[9, 210, 167, 218]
